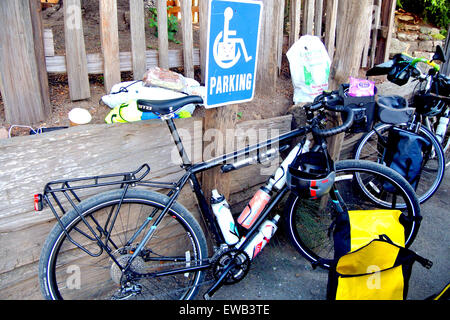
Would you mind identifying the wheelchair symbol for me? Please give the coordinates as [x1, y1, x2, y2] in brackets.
[213, 7, 252, 69]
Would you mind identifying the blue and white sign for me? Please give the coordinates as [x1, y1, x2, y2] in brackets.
[205, 0, 263, 108]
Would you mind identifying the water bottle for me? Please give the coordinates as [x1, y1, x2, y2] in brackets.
[211, 189, 239, 245]
[236, 215, 280, 259]
[237, 186, 272, 229]
[435, 116, 449, 144]
[269, 139, 310, 191]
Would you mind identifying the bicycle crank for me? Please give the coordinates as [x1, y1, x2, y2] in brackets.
[204, 249, 250, 300]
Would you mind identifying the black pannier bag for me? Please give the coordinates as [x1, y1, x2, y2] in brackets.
[383, 126, 431, 191]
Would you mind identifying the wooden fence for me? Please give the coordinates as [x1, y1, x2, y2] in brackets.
[0, 0, 396, 125]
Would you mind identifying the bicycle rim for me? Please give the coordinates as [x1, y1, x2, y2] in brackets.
[355, 123, 445, 204]
[41, 190, 207, 300]
[285, 160, 420, 269]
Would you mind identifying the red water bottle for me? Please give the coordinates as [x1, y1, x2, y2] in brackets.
[237, 186, 271, 229]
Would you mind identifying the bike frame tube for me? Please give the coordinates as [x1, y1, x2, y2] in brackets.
[121, 119, 311, 275]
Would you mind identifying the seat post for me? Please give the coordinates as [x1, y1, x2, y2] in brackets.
[166, 118, 192, 167]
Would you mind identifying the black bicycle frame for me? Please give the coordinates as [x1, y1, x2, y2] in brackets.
[41, 116, 316, 282]
[165, 118, 309, 245]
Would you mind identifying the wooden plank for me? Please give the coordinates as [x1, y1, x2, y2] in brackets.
[324, 0, 338, 60]
[314, 0, 323, 37]
[43, 28, 55, 57]
[374, 0, 396, 64]
[180, 0, 195, 78]
[157, 0, 170, 69]
[441, 24, 450, 76]
[302, 0, 314, 35]
[129, 0, 147, 80]
[361, 0, 374, 68]
[289, 0, 301, 47]
[45, 48, 201, 74]
[63, 0, 90, 101]
[199, 0, 209, 83]
[256, 0, 282, 96]
[382, 0, 396, 62]
[202, 106, 239, 205]
[277, 0, 286, 74]
[370, 0, 381, 68]
[0, 0, 48, 124]
[99, 0, 121, 93]
[29, 0, 51, 118]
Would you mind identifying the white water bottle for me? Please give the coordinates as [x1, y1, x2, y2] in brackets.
[236, 215, 280, 259]
[270, 139, 310, 190]
[435, 117, 449, 144]
[211, 189, 239, 245]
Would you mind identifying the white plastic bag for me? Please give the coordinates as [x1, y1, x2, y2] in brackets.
[286, 35, 331, 104]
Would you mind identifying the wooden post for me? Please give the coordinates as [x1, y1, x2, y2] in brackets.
[328, 0, 372, 161]
[370, 0, 381, 68]
[202, 105, 239, 203]
[199, 0, 209, 83]
[63, 0, 90, 101]
[256, 0, 284, 96]
[374, 0, 396, 64]
[29, 0, 51, 117]
[302, 0, 314, 35]
[324, 0, 338, 60]
[100, 0, 121, 93]
[289, 0, 302, 47]
[361, 0, 374, 68]
[180, 0, 195, 78]
[314, 0, 323, 37]
[441, 24, 450, 76]
[129, 0, 147, 80]
[0, 0, 50, 124]
[157, 0, 170, 69]
[277, 0, 286, 74]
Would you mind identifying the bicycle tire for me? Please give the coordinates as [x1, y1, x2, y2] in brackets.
[284, 160, 421, 270]
[39, 189, 208, 300]
[354, 123, 445, 205]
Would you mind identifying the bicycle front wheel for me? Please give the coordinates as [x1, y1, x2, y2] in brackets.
[284, 160, 421, 269]
[39, 189, 208, 300]
[354, 123, 445, 204]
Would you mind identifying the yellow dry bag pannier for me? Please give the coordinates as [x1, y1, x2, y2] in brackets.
[327, 235, 432, 300]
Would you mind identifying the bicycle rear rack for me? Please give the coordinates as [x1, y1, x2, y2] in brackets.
[35, 163, 178, 256]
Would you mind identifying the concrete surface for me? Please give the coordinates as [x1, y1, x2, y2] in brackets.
[201, 167, 449, 301]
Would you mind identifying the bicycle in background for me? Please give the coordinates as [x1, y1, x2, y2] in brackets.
[354, 45, 449, 204]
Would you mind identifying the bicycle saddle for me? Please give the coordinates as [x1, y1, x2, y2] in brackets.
[376, 95, 415, 124]
[137, 95, 203, 115]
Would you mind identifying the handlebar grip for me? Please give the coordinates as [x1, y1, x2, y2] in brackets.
[312, 105, 354, 137]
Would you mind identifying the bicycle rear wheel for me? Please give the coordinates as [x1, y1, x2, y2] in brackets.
[284, 160, 421, 269]
[354, 123, 445, 204]
[39, 189, 208, 300]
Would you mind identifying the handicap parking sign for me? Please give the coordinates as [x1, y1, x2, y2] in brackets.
[205, 0, 263, 108]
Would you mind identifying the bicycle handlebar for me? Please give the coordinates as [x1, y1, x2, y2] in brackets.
[306, 96, 355, 138]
